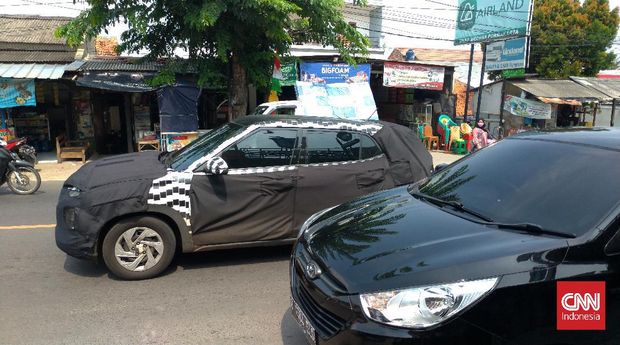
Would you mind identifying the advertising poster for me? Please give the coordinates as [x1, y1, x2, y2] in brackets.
[485, 37, 527, 71]
[299, 62, 371, 84]
[295, 81, 378, 120]
[504, 95, 552, 119]
[0, 78, 36, 108]
[280, 60, 298, 87]
[455, 0, 532, 45]
[383, 62, 445, 90]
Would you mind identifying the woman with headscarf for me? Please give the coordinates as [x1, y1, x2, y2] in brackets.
[472, 119, 489, 151]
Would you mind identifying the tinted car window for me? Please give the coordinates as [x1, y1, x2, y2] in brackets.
[358, 134, 382, 159]
[169, 122, 244, 171]
[275, 107, 296, 116]
[221, 128, 298, 169]
[253, 106, 269, 115]
[418, 138, 620, 236]
[304, 130, 361, 164]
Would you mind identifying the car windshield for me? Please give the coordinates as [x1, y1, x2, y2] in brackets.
[167, 122, 245, 171]
[417, 137, 620, 236]
[253, 106, 269, 115]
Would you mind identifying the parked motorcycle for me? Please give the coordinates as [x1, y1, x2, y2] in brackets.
[0, 146, 41, 195]
[0, 137, 37, 165]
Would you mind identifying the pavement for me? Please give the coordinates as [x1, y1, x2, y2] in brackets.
[35, 151, 464, 182]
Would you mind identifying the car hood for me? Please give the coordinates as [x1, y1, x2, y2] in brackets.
[304, 187, 569, 294]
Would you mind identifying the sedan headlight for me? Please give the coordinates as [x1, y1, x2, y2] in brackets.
[298, 205, 338, 238]
[66, 186, 81, 198]
[360, 277, 498, 329]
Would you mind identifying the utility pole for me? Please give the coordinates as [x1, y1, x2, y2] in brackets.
[475, 43, 487, 122]
[463, 44, 475, 122]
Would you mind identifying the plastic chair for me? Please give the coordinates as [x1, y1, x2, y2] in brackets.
[448, 126, 464, 152]
[460, 123, 473, 152]
[422, 124, 439, 150]
[438, 114, 458, 148]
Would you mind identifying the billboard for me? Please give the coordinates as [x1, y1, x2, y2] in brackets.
[485, 37, 527, 71]
[299, 62, 370, 84]
[295, 81, 378, 120]
[383, 62, 445, 90]
[0, 78, 36, 108]
[455, 0, 532, 45]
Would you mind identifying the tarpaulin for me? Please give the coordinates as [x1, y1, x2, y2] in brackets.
[76, 72, 156, 93]
[0, 78, 35, 108]
[157, 85, 200, 133]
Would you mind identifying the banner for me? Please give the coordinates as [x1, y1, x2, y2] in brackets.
[455, 0, 532, 45]
[299, 62, 370, 84]
[485, 37, 527, 71]
[383, 62, 445, 90]
[281, 60, 298, 87]
[503, 95, 552, 119]
[295, 81, 378, 120]
[0, 78, 36, 108]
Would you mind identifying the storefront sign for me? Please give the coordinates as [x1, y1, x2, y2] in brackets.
[486, 38, 527, 71]
[295, 81, 378, 120]
[281, 60, 298, 87]
[299, 62, 370, 84]
[504, 95, 552, 119]
[383, 62, 445, 90]
[502, 68, 526, 79]
[455, 0, 532, 45]
[0, 78, 36, 108]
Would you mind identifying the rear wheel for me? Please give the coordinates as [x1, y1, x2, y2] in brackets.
[6, 166, 41, 195]
[102, 216, 176, 280]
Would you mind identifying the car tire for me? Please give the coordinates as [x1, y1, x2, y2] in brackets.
[102, 216, 176, 280]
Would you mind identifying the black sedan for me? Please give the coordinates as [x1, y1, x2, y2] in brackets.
[291, 128, 620, 345]
[55, 116, 432, 279]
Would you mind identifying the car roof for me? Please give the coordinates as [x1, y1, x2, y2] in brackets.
[232, 115, 383, 130]
[508, 127, 620, 151]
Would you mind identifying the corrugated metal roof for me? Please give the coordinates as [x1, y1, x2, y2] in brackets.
[509, 79, 608, 100]
[80, 59, 164, 72]
[0, 15, 72, 45]
[64, 60, 85, 72]
[0, 63, 68, 79]
[570, 77, 620, 100]
[0, 50, 76, 63]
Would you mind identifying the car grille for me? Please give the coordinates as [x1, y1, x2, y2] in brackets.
[292, 265, 347, 339]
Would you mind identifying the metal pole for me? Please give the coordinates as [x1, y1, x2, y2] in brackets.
[475, 44, 487, 122]
[611, 99, 616, 127]
[498, 81, 507, 139]
[463, 44, 475, 122]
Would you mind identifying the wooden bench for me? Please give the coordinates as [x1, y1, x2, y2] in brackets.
[56, 134, 90, 163]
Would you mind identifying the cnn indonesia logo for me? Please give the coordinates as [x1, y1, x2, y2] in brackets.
[557, 281, 606, 330]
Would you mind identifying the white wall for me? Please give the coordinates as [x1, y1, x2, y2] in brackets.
[594, 104, 620, 127]
[472, 82, 503, 118]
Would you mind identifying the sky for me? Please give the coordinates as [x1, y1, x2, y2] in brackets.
[1, 0, 619, 53]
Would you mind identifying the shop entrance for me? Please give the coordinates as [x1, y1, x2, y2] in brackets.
[92, 92, 129, 155]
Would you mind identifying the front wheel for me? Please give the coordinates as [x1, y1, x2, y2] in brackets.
[6, 166, 41, 195]
[102, 216, 176, 280]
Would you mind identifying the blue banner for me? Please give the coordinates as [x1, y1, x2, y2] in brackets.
[485, 37, 527, 71]
[455, 0, 531, 45]
[0, 78, 36, 108]
[299, 62, 371, 84]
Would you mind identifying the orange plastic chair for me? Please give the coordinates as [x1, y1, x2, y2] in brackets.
[422, 124, 439, 150]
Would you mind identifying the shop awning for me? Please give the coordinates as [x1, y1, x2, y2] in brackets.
[510, 79, 608, 101]
[0, 63, 68, 79]
[570, 76, 620, 101]
[76, 71, 156, 93]
[537, 97, 582, 106]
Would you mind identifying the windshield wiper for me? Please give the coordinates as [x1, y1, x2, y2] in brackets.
[409, 190, 494, 222]
[489, 222, 576, 239]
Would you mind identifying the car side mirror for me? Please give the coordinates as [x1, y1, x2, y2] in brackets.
[434, 163, 449, 173]
[204, 157, 229, 175]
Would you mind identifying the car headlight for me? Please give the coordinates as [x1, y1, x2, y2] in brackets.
[360, 277, 498, 329]
[66, 186, 81, 198]
[298, 205, 338, 238]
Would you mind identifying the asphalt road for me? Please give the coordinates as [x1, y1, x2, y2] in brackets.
[0, 182, 307, 345]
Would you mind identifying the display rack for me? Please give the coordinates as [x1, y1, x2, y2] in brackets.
[13, 113, 50, 140]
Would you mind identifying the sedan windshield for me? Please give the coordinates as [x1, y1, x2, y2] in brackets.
[167, 122, 244, 171]
[418, 138, 620, 236]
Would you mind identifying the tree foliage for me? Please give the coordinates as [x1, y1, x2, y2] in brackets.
[529, 0, 619, 78]
[57, 0, 369, 116]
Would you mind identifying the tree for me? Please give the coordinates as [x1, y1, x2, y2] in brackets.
[57, 0, 369, 118]
[528, 0, 619, 78]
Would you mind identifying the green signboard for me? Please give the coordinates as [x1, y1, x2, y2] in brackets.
[455, 0, 531, 45]
[502, 68, 525, 79]
[280, 60, 298, 87]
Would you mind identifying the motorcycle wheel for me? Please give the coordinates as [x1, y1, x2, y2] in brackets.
[6, 166, 41, 195]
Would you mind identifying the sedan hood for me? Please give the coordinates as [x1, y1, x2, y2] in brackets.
[65, 151, 167, 190]
[304, 187, 569, 293]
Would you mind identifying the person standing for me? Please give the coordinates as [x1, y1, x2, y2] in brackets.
[472, 119, 489, 151]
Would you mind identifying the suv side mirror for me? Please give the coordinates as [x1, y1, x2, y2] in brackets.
[434, 163, 449, 173]
[204, 157, 229, 175]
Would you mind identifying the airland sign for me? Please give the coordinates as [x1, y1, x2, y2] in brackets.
[455, 0, 532, 45]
